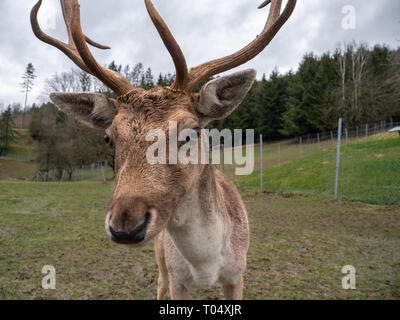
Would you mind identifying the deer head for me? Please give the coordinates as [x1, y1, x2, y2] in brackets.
[31, 0, 296, 245]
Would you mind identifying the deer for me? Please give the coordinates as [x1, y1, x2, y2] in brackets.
[31, 0, 296, 300]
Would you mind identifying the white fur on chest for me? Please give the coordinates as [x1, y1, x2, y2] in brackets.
[167, 197, 230, 289]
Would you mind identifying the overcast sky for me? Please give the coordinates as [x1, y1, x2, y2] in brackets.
[0, 0, 399, 109]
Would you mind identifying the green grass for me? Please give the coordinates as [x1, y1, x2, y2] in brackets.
[218, 133, 400, 205]
[3, 129, 37, 162]
[0, 181, 399, 299]
[0, 129, 112, 182]
[3, 128, 399, 205]
[0, 129, 37, 180]
[0, 159, 37, 181]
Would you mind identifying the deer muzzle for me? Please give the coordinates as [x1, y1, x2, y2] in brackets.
[109, 212, 151, 244]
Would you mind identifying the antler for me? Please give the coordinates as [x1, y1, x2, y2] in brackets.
[31, 0, 134, 96]
[32, 0, 296, 95]
[144, 0, 188, 90]
[146, 0, 297, 92]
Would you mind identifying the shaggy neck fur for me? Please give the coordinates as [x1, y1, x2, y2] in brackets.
[166, 165, 230, 282]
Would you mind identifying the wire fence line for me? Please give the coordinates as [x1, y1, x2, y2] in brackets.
[296, 119, 400, 147]
[215, 119, 400, 205]
[18, 118, 400, 205]
[33, 161, 112, 183]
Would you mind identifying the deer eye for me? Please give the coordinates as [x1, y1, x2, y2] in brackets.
[179, 127, 201, 147]
[104, 134, 111, 144]
[186, 127, 201, 142]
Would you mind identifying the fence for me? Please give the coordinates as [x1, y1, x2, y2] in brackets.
[5, 118, 399, 204]
[215, 119, 400, 205]
[33, 162, 112, 183]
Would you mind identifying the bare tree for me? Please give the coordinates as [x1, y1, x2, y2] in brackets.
[350, 42, 368, 124]
[131, 62, 144, 88]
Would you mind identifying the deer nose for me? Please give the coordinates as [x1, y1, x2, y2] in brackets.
[109, 212, 151, 244]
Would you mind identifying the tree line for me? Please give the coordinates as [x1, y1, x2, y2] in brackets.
[0, 61, 175, 179]
[212, 43, 400, 140]
[29, 62, 175, 180]
[0, 107, 18, 156]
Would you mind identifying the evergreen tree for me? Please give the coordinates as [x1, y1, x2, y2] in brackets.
[164, 73, 175, 86]
[280, 53, 340, 136]
[0, 106, 18, 156]
[258, 70, 291, 139]
[108, 61, 122, 73]
[157, 73, 165, 87]
[144, 68, 154, 89]
[20, 63, 36, 128]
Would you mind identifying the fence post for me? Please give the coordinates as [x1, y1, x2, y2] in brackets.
[345, 128, 348, 144]
[260, 134, 263, 192]
[356, 126, 359, 139]
[334, 118, 343, 200]
[366, 124, 368, 137]
[330, 130, 334, 145]
[101, 161, 107, 183]
[299, 136, 302, 156]
[317, 133, 320, 151]
[278, 142, 281, 164]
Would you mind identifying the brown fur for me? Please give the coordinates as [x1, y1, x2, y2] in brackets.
[106, 88, 201, 239]
[106, 87, 249, 299]
[52, 72, 256, 300]
[33, 0, 296, 300]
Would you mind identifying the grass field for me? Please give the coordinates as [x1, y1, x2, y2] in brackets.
[1, 129, 399, 299]
[1, 181, 399, 299]
[2, 129, 399, 205]
[2, 129, 36, 162]
[218, 132, 400, 205]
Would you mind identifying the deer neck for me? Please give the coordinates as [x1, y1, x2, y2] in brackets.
[166, 165, 229, 268]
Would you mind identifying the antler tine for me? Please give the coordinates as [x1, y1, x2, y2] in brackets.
[31, 0, 134, 96]
[265, 0, 282, 29]
[144, 0, 188, 89]
[84, 35, 111, 50]
[180, 0, 296, 92]
[60, 0, 110, 50]
[31, 0, 91, 73]
[258, 0, 272, 9]
[69, 0, 134, 96]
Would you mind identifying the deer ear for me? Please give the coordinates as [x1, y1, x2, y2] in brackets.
[50, 92, 117, 129]
[197, 69, 256, 123]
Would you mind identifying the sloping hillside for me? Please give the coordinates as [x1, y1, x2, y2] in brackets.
[0, 129, 37, 180]
[236, 132, 400, 205]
